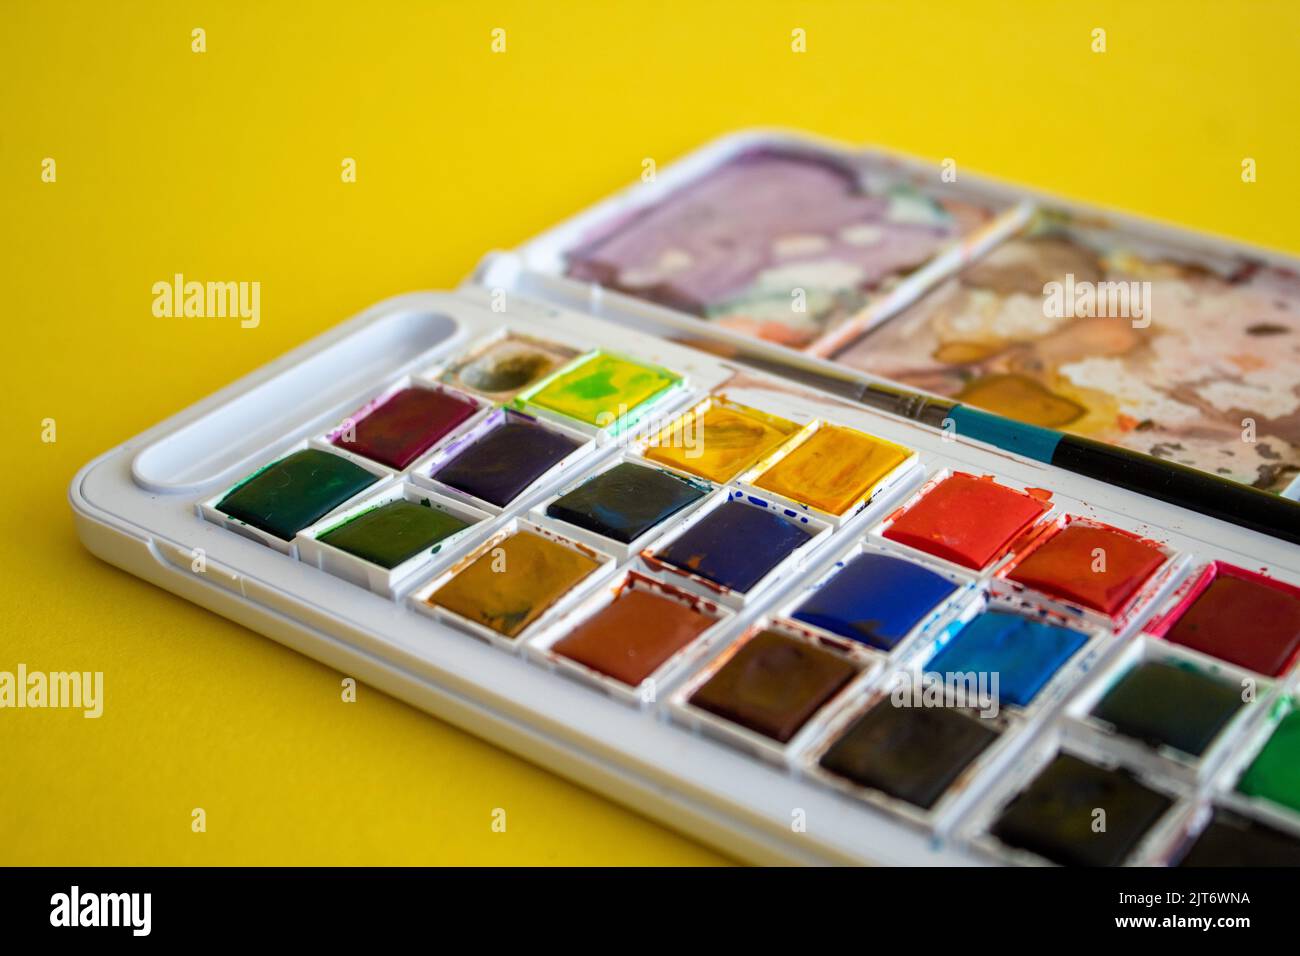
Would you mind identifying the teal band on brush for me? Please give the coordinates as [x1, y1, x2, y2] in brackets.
[947, 406, 1063, 464]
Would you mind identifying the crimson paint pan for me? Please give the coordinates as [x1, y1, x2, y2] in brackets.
[997, 515, 1179, 627]
[323, 381, 485, 471]
[1148, 561, 1300, 677]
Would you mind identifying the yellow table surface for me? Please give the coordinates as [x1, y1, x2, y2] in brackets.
[2, 1, 1297, 865]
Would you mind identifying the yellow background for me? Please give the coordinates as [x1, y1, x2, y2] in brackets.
[2, 1, 1297, 865]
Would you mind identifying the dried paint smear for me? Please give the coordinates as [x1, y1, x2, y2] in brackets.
[565, 149, 993, 349]
[837, 217, 1300, 491]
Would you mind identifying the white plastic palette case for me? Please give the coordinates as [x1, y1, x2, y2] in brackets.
[72, 130, 1300, 865]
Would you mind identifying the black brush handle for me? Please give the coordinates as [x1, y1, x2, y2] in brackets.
[1052, 434, 1300, 546]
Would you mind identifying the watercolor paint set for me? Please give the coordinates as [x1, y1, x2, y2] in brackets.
[73, 130, 1300, 865]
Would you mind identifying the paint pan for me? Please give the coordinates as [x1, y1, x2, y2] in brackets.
[1061, 636, 1263, 783]
[643, 493, 830, 608]
[202, 445, 387, 554]
[777, 540, 974, 658]
[806, 690, 1005, 827]
[914, 593, 1101, 717]
[438, 330, 580, 403]
[410, 519, 614, 650]
[996, 515, 1183, 629]
[874, 470, 1052, 572]
[526, 570, 731, 705]
[297, 482, 491, 597]
[532, 455, 710, 560]
[1225, 696, 1300, 823]
[638, 395, 803, 484]
[671, 621, 870, 763]
[413, 408, 593, 514]
[1173, 806, 1300, 866]
[984, 751, 1177, 866]
[741, 419, 918, 526]
[322, 380, 486, 471]
[516, 349, 686, 436]
[1147, 561, 1300, 677]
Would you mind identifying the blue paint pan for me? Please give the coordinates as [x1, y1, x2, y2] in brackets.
[793, 552, 959, 651]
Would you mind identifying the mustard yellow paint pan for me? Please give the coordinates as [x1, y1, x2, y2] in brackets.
[742, 420, 918, 526]
[640, 395, 802, 484]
